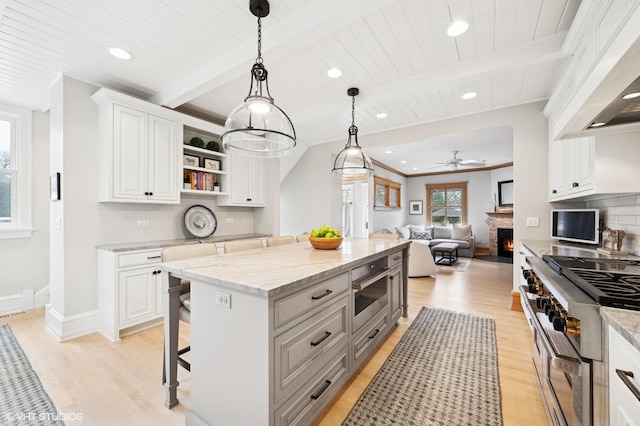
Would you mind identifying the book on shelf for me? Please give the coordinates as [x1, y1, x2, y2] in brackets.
[184, 171, 217, 191]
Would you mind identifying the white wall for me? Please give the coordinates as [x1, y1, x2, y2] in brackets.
[280, 144, 344, 236]
[0, 111, 50, 314]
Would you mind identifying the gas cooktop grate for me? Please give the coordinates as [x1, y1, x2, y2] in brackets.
[563, 268, 640, 310]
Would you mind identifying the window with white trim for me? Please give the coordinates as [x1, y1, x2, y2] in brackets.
[0, 105, 32, 239]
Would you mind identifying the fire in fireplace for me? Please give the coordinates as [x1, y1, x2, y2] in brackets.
[497, 228, 514, 259]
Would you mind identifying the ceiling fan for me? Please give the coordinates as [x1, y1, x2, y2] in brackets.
[433, 150, 486, 170]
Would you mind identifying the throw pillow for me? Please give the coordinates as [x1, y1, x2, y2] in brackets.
[396, 225, 411, 240]
[452, 224, 472, 240]
[411, 230, 431, 240]
[408, 224, 425, 234]
[433, 225, 452, 239]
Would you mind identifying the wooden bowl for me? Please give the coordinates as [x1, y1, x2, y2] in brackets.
[309, 237, 343, 250]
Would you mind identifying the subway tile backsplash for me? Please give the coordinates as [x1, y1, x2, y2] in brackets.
[587, 194, 640, 256]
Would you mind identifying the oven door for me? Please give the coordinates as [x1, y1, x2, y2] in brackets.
[520, 286, 591, 426]
[352, 269, 389, 333]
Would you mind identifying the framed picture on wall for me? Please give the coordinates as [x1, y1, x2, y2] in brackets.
[409, 200, 423, 215]
[203, 158, 221, 170]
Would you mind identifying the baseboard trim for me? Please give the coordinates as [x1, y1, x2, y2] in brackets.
[510, 291, 523, 311]
[45, 305, 102, 342]
[0, 287, 49, 315]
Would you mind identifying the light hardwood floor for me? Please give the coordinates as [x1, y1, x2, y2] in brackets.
[2, 258, 546, 425]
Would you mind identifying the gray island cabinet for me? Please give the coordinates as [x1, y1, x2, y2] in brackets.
[158, 238, 410, 426]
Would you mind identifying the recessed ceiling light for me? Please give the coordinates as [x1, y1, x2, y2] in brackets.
[590, 122, 606, 127]
[412, 167, 418, 170]
[385, 150, 393, 154]
[446, 20, 470, 37]
[401, 160, 407, 164]
[109, 47, 133, 60]
[622, 91, 640, 100]
[376, 112, 388, 119]
[461, 91, 477, 100]
[327, 67, 342, 78]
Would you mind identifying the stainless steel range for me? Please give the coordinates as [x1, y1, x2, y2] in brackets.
[520, 254, 640, 425]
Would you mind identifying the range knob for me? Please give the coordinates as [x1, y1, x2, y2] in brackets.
[548, 309, 558, 322]
[522, 270, 532, 279]
[553, 316, 566, 332]
[535, 298, 548, 310]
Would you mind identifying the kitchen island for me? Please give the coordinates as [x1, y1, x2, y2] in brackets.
[159, 237, 410, 426]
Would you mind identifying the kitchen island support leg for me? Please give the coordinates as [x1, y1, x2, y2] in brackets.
[163, 273, 181, 408]
[402, 246, 409, 317]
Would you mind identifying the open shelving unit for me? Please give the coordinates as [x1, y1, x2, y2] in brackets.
[182, 127, 228, 196]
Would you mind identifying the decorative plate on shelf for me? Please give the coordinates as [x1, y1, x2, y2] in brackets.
[184, 205, 217, 239]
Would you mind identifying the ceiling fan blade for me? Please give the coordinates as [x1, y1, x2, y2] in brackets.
[459, 159, 486, 166]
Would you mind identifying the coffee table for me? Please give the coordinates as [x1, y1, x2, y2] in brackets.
[431, 242, 459, 266]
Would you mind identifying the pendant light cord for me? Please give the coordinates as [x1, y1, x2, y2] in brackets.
[256, 17, 263, 64]
[351, 95, 355, 127]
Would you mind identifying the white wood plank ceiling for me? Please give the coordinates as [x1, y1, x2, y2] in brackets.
[0, 0, 581, 174]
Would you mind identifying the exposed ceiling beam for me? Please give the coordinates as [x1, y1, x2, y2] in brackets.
[291, 33, 569, 126]
[150, 0, 397, 108]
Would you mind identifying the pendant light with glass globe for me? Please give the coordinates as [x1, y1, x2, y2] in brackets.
[332, 88, 373, 178]
[221, 0, 296, 158]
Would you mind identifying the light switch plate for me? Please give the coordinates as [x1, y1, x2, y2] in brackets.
[526, 217, 539, 227]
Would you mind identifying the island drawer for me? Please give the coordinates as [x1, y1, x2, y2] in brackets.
[274, 345, 349, 426]
[118, 249, 163, 268]
[353, 309, 389, 365]
[273, 272, 349, 329]
[274, 295, 348, 401]
[388, 250, 403, 269]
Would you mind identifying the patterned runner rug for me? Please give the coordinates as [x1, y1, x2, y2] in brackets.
[342, 307, 502, 425]
[0, 324, 64, 425]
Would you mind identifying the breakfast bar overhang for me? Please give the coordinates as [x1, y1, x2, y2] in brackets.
[159, 238, 410, 426]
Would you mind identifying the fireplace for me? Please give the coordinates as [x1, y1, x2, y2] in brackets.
[497, 228, 514, 258]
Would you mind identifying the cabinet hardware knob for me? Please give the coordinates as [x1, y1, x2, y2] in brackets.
[552, 189, 557, 194]
[310, 380, 332, 400]
[152, 271, 157, 275]
[572, 182, 579, 187]
[149, 192, 153, 196]
[310, 331, 331, 347]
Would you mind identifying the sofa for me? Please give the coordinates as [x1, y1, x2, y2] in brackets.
[396, 224, 476, 258]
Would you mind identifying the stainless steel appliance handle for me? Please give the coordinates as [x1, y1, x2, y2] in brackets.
[352, 268, 390, 290]
[616, 369, 640, 401]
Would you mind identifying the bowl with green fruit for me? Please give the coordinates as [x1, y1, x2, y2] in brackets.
[308, 225, 343, 250]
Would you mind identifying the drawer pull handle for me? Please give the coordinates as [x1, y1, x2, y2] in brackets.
[147, 255, 161, 260]
[310, 331, 331, 347]
[393, 255, 401, 261]
[616, 369, 640, 401]
[311, 289, 333, 300]
[310, 380, 332, 400]
[368, 329, 380, 339]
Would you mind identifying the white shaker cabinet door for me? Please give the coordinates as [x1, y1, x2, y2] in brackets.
[118, 266, 157, 327]
[148, 114, 179, 201]
[113, 105, 149, 200]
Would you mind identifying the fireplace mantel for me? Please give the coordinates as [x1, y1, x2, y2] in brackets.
[486, 211, 513, 217]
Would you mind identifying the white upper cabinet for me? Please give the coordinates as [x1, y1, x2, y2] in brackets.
[218, 153, 265, 207]
[93, 89, 181, 204]
[549, 132, 640, 201]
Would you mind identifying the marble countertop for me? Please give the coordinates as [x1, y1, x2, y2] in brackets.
[96, 233, 271, 252]
[521, 239, 639, 260]
[601, 307, 640, 352]
[158, 238, 410, 297]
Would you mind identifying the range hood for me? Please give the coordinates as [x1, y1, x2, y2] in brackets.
[586, 75, 640, 129]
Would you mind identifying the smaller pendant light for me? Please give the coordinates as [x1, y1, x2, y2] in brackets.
[221, 0, 296, 158]
[332, 88, 373, 178]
